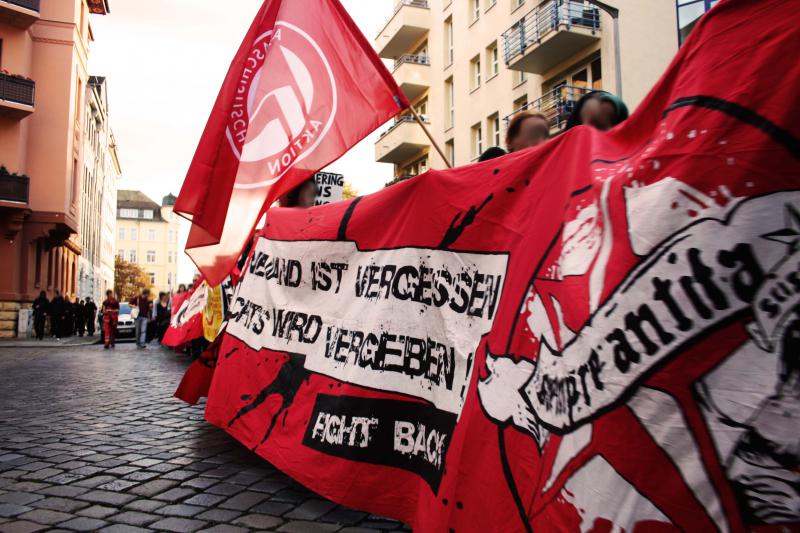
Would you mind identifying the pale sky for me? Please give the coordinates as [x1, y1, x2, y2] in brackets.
[88, 0, 393, 284]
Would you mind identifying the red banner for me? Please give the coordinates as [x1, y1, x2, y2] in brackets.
[162, 281, 207, 347]
[175, 0, 408, 286]
[195, 1, 800, 531]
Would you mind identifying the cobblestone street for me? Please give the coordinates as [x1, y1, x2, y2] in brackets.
[0, 343, 407, 533]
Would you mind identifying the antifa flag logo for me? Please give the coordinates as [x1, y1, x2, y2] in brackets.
[226, 21, 337, 189]
[478, 97, 800, 531]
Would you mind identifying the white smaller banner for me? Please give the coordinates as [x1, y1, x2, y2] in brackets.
[314, 172, 344, 205]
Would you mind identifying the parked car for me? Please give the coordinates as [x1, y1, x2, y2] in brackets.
[117, 303, 135, 338]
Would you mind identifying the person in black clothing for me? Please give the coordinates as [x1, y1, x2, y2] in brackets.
[84, 297, 97, 336]
[32, 291, 49, 341]
[50, 290, 65, 340]
[75, 299, 86, 337]
[63, 296, 74, 338]
[155, 292, 171, 342]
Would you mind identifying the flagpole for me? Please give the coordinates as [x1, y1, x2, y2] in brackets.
[408, 105, 452, 169]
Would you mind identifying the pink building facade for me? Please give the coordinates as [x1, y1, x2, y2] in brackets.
[0, 0, 109, 337]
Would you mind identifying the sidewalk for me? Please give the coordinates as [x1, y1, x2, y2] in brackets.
[0, 335, 99, 349]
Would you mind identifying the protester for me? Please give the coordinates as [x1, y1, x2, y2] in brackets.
[177, 284, 187, 294]
[75, 298, 86, 337]
[101, 289, 119, 349]
[279, 178, 318, 208]
[84, 297, 97, 336]
[62, 295, 75, 338]
[32, 291, 49, 341]
[155, 292, 171, 342]
[565, 90, 629, 131]
[506, 111, 550, 153]
[478, 146, 507, 162]
[129, 288, 152, 348]
[50, 290, 65, 340]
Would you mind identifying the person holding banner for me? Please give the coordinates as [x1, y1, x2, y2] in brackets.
[506, 111, 550, 153]
[565, 90, 629, 131]
[279, 178, 319, 208]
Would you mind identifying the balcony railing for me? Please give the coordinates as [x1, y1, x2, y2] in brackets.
[0, 73, 35, 107]
[504, 85, 590, 132]
[378, 0, 429, 38]
[503, 1, 600, 65]
[3, 0, 40, 11]
[379, 115, 429, 139]
[393, 54, 430, 71]
[0, 172, 30, 204]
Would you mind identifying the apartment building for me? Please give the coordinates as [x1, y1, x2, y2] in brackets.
[0, 0, 110, 337]
[115, 191, 179, 295]
[78, 75, 121, 303]
[375, 0, 713, 177]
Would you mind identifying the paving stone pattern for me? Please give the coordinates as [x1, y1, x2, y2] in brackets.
[0, 344, 409, 532]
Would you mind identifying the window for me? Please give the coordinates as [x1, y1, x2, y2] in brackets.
[488, 113, 501, 148]
[168, 230, 174, 243]
[142, 209, 154, 219]
[117, 250, 124, 260]
[119, 208, 138, 218]
[488, 0, 497, 8]
[470, 56, 481, 90]
[486, 42, 499, 78]
[146, 250, 156, 263]
[677, 0, 718, 44]
[544, 55, 602, 95]
[130, 228, 137, 240]
[471, 123, 483, 160]
[168, 251, 173, 264]
[444, 17, 454, 66]
[148, 272, 155, 285]
[513, 0, 524, 11]
[591, 57, 603, 90]
[513, 94, 528, 113]
[129, 250, 137, 263]
[513, 69, 527, 87]
[148, 229, 156, 241]
[445, 77, 454, 129]
[446, 139, 455, 166]
[471, 0, 480, 22]
[118, 227, 124, 240]
[167, 272, 173, 287]
[572, 67, 589, 89]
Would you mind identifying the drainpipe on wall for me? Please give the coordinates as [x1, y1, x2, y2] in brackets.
[586, 0, 622, 100]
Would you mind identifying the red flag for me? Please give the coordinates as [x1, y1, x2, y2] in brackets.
[161, 280, 207, 347]
[175, 0, 408, 285]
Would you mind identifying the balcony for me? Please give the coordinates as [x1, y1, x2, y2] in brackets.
[0, 0, 40, 28]
[503, 0, 600, 74]
[503, 85, 590, 134]
[375, 116, 430, 164]
[0, 169, 30, 205]
[393, 54, 430, 101]
[0, 73, 35, 119]
[376, 0, 430, 59]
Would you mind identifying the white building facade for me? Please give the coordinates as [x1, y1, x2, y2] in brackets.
[78, 76, 121, 303]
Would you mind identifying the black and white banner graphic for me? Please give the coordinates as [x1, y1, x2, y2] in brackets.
[227, 239, 508, 416]
[480, 191, 800, 434]
[303, 394, 457, 490]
